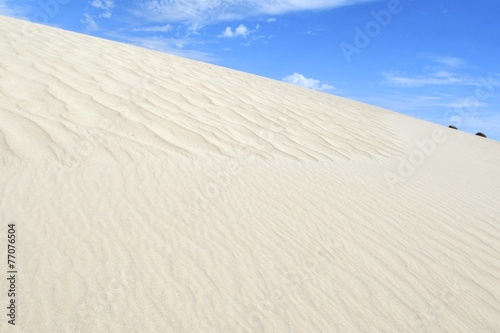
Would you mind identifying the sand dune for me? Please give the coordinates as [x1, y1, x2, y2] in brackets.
[1, 15, 499, 332]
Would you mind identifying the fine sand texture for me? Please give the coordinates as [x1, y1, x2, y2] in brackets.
[1, 15, 499, 332]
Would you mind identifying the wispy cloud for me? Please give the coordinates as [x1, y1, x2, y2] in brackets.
[374, 62, 499, 139]
[259, 0, 372, 14]
[0, 0, 9, 14]
[90, 0, 115, 18]
[382, 71, 471, 87]
[446, 98, 487, 109]
[0, 0, 30, 19]
[132, 24, 173, 32]
[112, 35, 216, 62]
[364, 93, 454, 113]
[283, 73, 335, 91]
[382, 55, 500, 88]
[138, 0, 375, 27]
[81, 0, 115, 30]
[425, 55, 465, 68]
[81, 13, 99, 31]
[444, 109, 500, 136]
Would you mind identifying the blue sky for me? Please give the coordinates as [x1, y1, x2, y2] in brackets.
[2, 0, 500, 140]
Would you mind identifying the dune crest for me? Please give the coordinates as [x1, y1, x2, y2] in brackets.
[1, 16, 499, 332]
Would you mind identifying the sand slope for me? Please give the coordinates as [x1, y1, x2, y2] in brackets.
[1, 16, 499, 332]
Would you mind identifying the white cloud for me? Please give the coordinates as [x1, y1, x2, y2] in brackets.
[81, 13, 99, 31]
[283, 73, 335, 91]
[219, 24, 260, 38]
[90, 0, 115, 18]
[446, 98, 487, 109]
[426, 55, 465, 68]
[267, 17, 277, 23]
[139, 0, 374, 26]
[0, 0, 30, 19]
[132, 24, 173, 32]
[382, 71, 474, 87]
[80, 0, 115, 30]
[91, 0, 114, 11]
[382, 56, 500, 89]
[0, 0, 9, 14]
[220, 24, 248, 38]
[116, 35, 216, 62]
[444, 110, 500, 138]
[90, 0, 113, 9]
[458, 114, 500, 136]
[383, 70, 500, 89]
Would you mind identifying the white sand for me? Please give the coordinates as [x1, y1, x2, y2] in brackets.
[1, 16, 499, 332]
